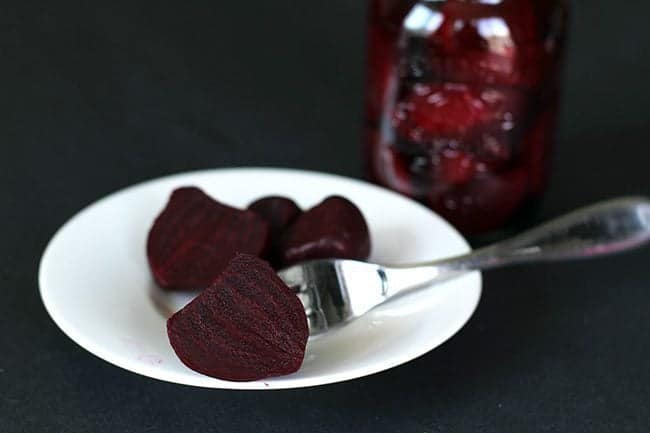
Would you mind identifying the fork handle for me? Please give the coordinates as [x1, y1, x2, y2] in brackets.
[386, 197, 650, 292]
[427, 197, 650, 275]
[387, 197, 650, 294]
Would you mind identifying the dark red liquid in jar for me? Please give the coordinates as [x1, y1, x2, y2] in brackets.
[364, 0, 568, 235]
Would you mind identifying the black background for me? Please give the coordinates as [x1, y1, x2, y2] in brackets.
[2, 1, 649, 432]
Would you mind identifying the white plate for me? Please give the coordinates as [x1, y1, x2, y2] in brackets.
[39, 168, 481, 389]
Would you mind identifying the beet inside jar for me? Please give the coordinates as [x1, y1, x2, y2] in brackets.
[364, 0, 569, 237]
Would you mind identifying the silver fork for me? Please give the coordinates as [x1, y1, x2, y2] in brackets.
[278, 197, 650, 335]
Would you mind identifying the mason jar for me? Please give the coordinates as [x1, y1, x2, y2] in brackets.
[364, 0, 569, 235]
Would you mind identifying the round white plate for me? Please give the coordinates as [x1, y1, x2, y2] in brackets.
[39, 168, 481, 389]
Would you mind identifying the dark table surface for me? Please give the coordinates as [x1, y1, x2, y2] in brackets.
[2, 1, 649, 432]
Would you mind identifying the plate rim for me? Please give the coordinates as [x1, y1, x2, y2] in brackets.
[38, 166, 482, 390]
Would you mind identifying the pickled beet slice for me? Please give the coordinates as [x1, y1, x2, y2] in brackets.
[472, 127, 513, 171]
[280, 196, 371, 266]
[438, 149, 476, 185]
[167, 254, 309, 381]
[394, 83, 524, 147]
[147, 187, 269, 291]
[421, 6, 520, 86]
[393, 83, 490, 141]
[429, 168, 528, 234]
[420, 0, 544, 87]
[248, 196, 302, 266]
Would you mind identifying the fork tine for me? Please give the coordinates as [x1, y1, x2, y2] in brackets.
[276, 265, 306, 289]
[276, 259, 387, 336]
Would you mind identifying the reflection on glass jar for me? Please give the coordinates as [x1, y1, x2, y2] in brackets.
[364, 0, 569, 235]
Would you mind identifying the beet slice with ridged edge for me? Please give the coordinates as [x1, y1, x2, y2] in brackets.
[147, 187, 269, 291]
[248, 196, 302, 233]
[280, 196, 371, 267]
[248, 196, 302, 266]
[167, 253, 309, 381]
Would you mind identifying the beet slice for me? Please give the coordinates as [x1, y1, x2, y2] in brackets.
[280, 196, 371, 266]
[248, 196, 302, 232]
[248, 196, 302, 266]
[167, 253, 309, 381]
[147, 187, 269, 291]
[393, 83, 491, 140]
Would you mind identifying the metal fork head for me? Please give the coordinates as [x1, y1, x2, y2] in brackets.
[277, 259, 388, 336]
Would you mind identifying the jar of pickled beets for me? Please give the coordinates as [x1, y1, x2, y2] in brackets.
[364, 0, 569, 236]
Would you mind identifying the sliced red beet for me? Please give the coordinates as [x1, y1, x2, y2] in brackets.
[280, 196, 371, 267]
[167, 253, 309, 381]
[147, 187, 269, 291]
[248, 196, 303, 266]
[248, 196, 302, 234]
[393, 83, 490, 141]
[438, 149, 476, 185]
[429, 168, 528, 234]
[420, 0, 546, 88]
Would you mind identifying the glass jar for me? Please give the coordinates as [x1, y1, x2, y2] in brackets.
[364, 0, 569, 236]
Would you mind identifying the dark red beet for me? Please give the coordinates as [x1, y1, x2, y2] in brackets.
[429, 168, 528, 234]
[420, 0, 545, 87]
[147, 187, 269, 291]
[393, 83, 490, 142]
[248, 196, 303, 266]
[393, 83, 523, 146]
[280, 196, 371, 266]
[438, 149, 476, 185]
[248, 196, 302, 234]
[167, 254, 309, 381]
